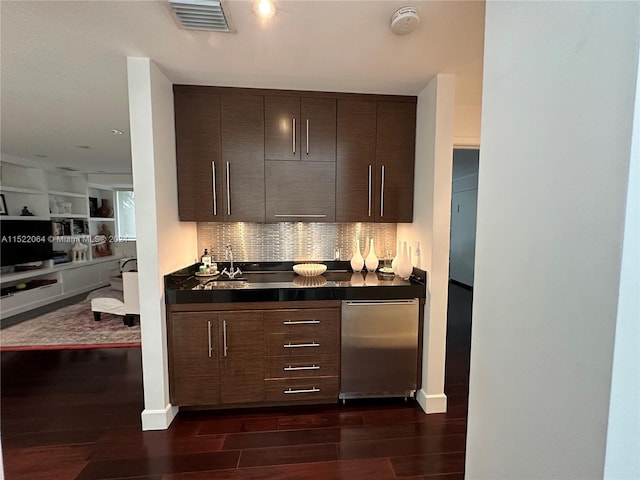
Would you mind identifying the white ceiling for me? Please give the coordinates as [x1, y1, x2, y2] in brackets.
[1, 0, 485, 175]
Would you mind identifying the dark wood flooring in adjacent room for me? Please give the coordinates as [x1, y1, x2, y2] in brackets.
[1, 283, 472, 480]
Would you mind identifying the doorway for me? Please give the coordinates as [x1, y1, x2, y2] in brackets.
[449, 148, 479, 288]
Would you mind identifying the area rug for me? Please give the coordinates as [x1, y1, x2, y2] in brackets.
[0, 300, 141, 351]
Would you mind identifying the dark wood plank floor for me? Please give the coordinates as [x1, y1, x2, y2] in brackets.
[1, 283, 472, 480]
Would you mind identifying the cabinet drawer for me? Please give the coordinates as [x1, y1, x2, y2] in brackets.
[264, 354, 338, 380]
[263, 308, 339, 334]
[264, 376, 338, 402]
[265, 331, 338, 357]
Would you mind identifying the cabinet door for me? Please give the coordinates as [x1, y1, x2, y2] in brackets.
[300, 98, 336, 162]
[219, 311, 264, 404]
[168, 312, 220, 406]
[375, 101, 416, 223]
[174, 89, 222, 221]
[265, 161, 336, 222]
[335, 99, 377, 222]
[221, 94, 265, 222]
[265, 96, 300, 161]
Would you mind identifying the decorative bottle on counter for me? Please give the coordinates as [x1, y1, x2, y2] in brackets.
[350, 238, 364, 272]
[365, 238, 379, 272]
[396, 241, 413, 279]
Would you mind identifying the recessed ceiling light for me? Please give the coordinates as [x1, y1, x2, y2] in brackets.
[111, 129, 124, 135]
[255, 0, 275, 18]
[76, 145, 91, 149]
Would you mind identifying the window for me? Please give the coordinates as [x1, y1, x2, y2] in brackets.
[115, 190, 136, 240]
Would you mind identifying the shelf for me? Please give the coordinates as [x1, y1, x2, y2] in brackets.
[48, 190, 87, 198]
[0, 255, 124, 283]
[88, 184, 114, 191]
[0, 215, 51, 221]
[89, 217, 115, 221]
[0, 186, 47, 195]
[50, 213, 89, 219]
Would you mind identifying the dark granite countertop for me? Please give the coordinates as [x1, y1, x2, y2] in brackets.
[165, 261, 427, 304]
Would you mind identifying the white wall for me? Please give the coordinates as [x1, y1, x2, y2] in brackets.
[397, 73, 455, 413]
[127, 57, 198, 431]
[466, 2, 639, 478]
[604, 35, 640, 479]
[454, 104, 481, 148]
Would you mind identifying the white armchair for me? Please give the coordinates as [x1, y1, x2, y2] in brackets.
[89, 260, 139, 327]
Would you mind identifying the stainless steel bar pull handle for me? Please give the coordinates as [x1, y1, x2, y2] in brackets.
[380, 165, 385, 217]
[226, 161, 231, 216]
[211, 162, 217, 216]
[274, 214, 327, 218]
[284, 365, 320, 371]
[306, 119, 309, 154]
[283, 320, 320, 325]
[292, 118, 296, 155]
[223, 320, 228, 357]
[368, 164, 372, 217]
[284, 387, 320, 394]
[283, 342, 320, 348]
[207, 320, 213, 358]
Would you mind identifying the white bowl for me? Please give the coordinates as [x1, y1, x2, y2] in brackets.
[293, 263, 327, 277]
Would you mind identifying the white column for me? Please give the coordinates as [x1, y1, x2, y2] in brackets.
[127, 57, 198, 430]
[397, 73, 455, 413]
[466, 2, 640, 478]
[604, 29, 640, 479]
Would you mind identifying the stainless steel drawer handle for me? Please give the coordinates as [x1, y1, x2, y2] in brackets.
[283, 342, 320, 348]
[283, 320, 320, 325]
[274, 214, 327, 218]
[207, 320, 212, 358]
[284, 365, 320, 371]
[284, 387, 320, 394]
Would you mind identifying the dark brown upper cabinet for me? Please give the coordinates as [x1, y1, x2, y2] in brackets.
[265, 96, 336, 162]
[174, 86, 265, 222]
[374, 101, 417, 223]
[265, 161, 336, 222]
[220, 93, 265, 222]
[336, 99, 416, 223]
[174, 86, 415, 224]
[336, 99, 377, 222]
[174, 89, 222, 222]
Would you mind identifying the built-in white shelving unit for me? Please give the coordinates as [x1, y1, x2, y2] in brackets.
[0, 159, 122, 320]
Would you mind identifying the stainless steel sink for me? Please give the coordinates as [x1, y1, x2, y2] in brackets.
[195, 279, 248, 290]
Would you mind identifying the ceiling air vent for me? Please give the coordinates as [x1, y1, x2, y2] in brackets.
[169, 0, 233, 32]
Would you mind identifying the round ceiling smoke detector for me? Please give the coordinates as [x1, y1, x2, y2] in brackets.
[390, 6, 420, 35]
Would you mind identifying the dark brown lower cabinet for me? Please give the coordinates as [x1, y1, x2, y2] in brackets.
[219, 311, 264, 404]
[168, 312, 220, 406]
[168, 302, 340, 408]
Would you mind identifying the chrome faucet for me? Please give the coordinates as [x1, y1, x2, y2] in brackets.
[220, 244, 242, 279]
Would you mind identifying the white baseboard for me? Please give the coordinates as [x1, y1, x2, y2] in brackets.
[416, 389, 448, 413]
[141, 404, 179, 431]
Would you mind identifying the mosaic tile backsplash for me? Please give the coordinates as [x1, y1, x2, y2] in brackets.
[197, 223, 397, 263]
